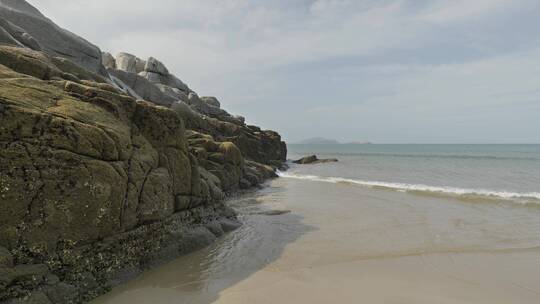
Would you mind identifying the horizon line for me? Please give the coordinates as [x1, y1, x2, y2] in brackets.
[288, 142, 540, 145]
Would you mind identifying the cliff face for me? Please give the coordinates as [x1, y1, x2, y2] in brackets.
[0, 0, 105, 74]
[0, 1, 286, 303]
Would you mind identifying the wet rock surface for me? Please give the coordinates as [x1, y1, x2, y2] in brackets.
[293, 155, 338, 165]
[256, 210, 292, 216]
[0, 1, 287, 303]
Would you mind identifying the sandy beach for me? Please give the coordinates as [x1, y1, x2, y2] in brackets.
[93, 149, 540, 304]
[215, 250, 540, 304]
[93, 247, 540, 304]
[2, 1, 539, 303]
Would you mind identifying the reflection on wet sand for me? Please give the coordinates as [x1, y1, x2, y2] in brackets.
[94, 174, 540, 304]
[92, 183, 314, 304]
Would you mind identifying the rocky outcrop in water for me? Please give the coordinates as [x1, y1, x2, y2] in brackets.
[293, 155, 338, 165]
[0, 1, 286, 303]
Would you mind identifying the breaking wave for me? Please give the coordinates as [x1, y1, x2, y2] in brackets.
[277, 171, 540, 205]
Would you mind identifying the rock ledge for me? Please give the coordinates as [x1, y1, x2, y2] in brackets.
[0, 1, 287, 303]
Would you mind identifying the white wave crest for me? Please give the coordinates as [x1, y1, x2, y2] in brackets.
[276, 171, 540, 203]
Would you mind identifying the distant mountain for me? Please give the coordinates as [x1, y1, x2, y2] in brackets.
[345, 141, 372, 145]
[294, 137, 341, 145]
[293, 138, 373, 144]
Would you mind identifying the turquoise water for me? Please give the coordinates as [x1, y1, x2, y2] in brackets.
[285, 144, 540, 204]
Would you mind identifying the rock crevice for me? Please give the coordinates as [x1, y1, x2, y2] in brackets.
[0, 1, 286, 303]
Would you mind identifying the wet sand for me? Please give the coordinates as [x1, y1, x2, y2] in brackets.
[93, 176, 540, 304]
[215, 250, 540, 304]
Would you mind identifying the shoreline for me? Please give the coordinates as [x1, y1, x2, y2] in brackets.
[1, 2, 538, 304]
[0, 2, 287, 302]
[214, 249, 540, 304]
[90, 173, 540, 304]
[1, 174, 283, 303]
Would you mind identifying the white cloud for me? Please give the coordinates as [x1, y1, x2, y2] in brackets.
[309, 0, 351, 13]
[419, 0, 516, 24]
[28, 0, 540, 142]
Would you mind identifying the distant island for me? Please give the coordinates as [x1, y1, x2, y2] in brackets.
[293, 137, 372, 145]
[294, 137, 341, 144]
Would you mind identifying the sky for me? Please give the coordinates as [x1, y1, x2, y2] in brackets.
[30, 0, 540, 143]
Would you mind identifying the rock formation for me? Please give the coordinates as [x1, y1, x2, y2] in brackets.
[0, 0, 105, 75]
[293, 155, 338, 165]
[0, 1, 286, 303]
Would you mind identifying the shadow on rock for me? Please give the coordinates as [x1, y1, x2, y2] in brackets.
[91, 184, 315, 304]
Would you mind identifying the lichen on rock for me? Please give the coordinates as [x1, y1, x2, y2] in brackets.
[0, 1, 287, 303]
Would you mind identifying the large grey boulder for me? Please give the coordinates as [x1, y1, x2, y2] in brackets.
[165, 74, 190, 92]
[165, 74, 191, 93]
[0, 22, 21, 46]
[115, 52, 145, 73]
[108, 53, 191, 106]
[135, 57, 146, 73]
[170, 101, 212, 131]
[138, 70, 161, 83]
[139, 56, 190, 92]
[201, 96, 221, 108]
[102, 52, 116, 69]
[115, 52, 137, 73]
[139, 71, 190, 93]
[188, 92, 203, 105]
[145, 57, 169, 75]
[185, 93, 245, 125]
[0, 0, 44, 17]
[0, 17, 41, 50]
[187, 92, 223, 115]
[171, 101, 202, 122]
[109, 74, 143, 100]
[108, 68, 176, 106]
[231, 115, 246, 125]
[0, 0, 104, 74]
[156, 83, 189, 102]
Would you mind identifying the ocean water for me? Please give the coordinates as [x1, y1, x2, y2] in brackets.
[93, 144, 540, 304]
[286, 144, 540, 204]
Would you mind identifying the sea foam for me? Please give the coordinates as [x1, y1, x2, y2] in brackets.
[277, 171, 540, 204]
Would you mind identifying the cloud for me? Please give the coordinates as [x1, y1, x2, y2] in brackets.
[29, 0, 540, 143]
[418, 0, 514, 24]
[309, 0, 351, 13]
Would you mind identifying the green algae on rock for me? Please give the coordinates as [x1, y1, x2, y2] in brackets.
[0, 2, 286, 302]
